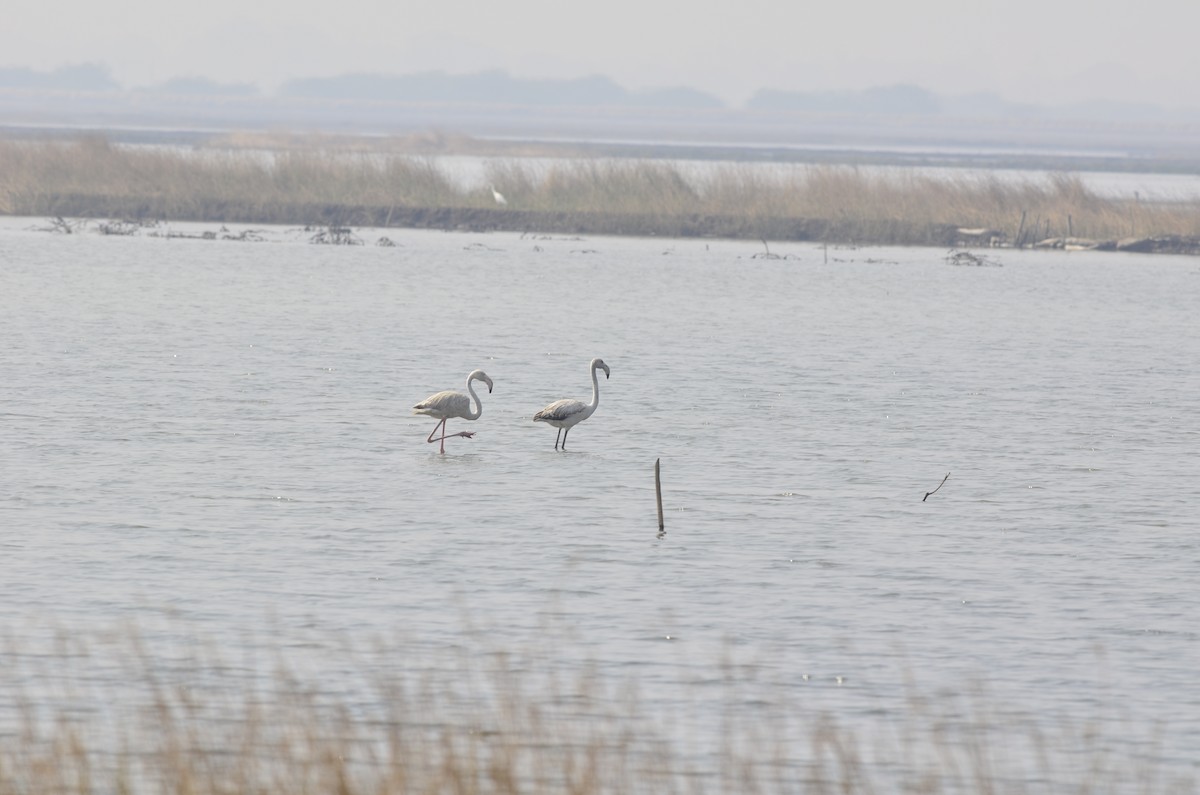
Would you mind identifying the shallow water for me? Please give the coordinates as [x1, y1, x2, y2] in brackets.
[2, 218, 1199, 785]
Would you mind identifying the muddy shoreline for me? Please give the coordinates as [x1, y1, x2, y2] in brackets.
[25, 195, 1200, 256]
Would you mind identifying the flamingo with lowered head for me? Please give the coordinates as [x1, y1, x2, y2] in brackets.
[413, 369, 493, 453]
[533, 358, 610, 450]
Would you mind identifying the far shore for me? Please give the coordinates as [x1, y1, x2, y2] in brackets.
[25, 196, 1200, 256]
[3, 136, 1198, 255]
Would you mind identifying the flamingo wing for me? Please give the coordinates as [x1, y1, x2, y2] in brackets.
[533, 399, 587, 425]
[413, 390, 471, 419]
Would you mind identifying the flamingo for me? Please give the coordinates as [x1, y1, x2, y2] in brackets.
[533, 358, 610, 450]
[413, 369, 493, 454]
[489, 184, 507, 205]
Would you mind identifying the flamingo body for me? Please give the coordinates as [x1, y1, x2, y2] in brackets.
[412, 390, 475, 420]
[533, 398, 591, 428]
[533, 358, 610, 450]
[414, 369, 493, 453]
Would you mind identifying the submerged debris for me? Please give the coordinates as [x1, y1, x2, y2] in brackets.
[96, 219, 143, 236]
[750, 238, 801, 260]
[221, 228, 265, 242]
[148, 225, 265, 242]
[309, 226, 362, 245]
[39, 216, 84, 234]
[752, 239, 782, 259]
[945, 249, 1002, 267]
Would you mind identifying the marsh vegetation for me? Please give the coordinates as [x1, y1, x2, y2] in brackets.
[2, 137, 1197, 250]
[0, 627, 1186, 795]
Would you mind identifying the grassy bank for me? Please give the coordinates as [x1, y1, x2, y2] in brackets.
[2, 137, 1198, 249]
[0, 627, 1187, 794]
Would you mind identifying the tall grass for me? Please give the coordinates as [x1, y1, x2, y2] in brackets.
[0, 626, 1189, 795]
[0, 138, 462, 225]
[1, 137, 1197, 244]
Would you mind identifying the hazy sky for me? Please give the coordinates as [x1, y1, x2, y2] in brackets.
[6, 0, 1199, 108]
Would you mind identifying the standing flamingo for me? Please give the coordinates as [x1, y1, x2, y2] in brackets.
[533, 358, 610, 450]
[413, 369, 493, 454]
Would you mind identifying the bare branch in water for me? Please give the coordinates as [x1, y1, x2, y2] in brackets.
[309, 226, 362, 245]
[752, 238, 782, 259]
[923, 472, 950, 502]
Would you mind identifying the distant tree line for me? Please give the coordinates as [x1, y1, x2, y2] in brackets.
[3, 65, 1196, 121]
[747, 84, 943, 114]
[0, 63, 119, 91]
[278, 70, 724, 109]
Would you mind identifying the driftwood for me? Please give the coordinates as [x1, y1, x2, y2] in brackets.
[96, 219, 142, 236]
[45, 216, 83, 234]
[923, 473, 950, 502]
[752, 238, 782, 259]
[945, 249, 1001, 267]
[308, 226, 362, 245]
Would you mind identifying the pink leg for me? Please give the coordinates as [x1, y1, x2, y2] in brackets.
[440, 429, 477, 453]
[426, 418, 447, 452]
[426, 418, 477, 454]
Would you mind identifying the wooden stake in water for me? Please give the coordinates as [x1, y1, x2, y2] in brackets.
[655, 458, 664, 531]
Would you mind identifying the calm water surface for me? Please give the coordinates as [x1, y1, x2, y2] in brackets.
[2, 218, 1198, 784]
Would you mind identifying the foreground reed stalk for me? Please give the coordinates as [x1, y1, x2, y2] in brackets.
[2, 137, 1197, 247]
[0, 626, 1189, 794]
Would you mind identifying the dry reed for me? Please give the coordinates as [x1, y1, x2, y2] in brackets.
[0, 625, 1190, 795]
[1, 137, 1197, 246]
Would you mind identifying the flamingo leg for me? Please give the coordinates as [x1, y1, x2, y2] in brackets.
[426, 419, 478, 454]
[561, 427, 570, 450]
[554, 427, 562, 450]
[442, 430, 477, 446]
[426, 418, 447, 446]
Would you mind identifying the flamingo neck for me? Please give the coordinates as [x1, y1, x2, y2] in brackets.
[465, 376, 484, 420]
[588, 364, 601, 411]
